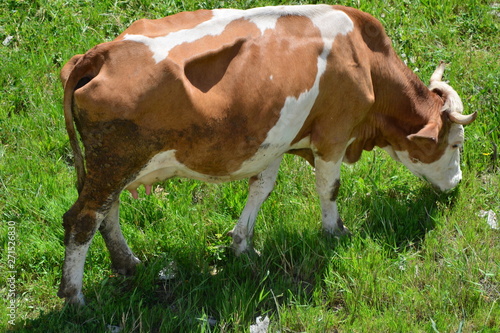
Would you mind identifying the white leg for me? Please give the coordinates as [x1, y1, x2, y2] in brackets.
[58, 240, 92, 305]
[58, 210, 105, 306]
[99, 199, 141, 275]
[314, 157, 349, 235]
[229, 156, 283, 255]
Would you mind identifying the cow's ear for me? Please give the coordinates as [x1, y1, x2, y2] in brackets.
[407, 122, 439, 143]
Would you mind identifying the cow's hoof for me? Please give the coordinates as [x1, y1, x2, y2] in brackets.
[61, 292, 86, 307]
[58, 281, 86, 306]
[233, 246, 261, 257]
[239, 246, 261, 257]
[228, 231, 260, 257]
[68, 294, 86, 306]
[339, 226, 351, 237]
[323, 225, 351, 238]
[112, 256, 141, 276]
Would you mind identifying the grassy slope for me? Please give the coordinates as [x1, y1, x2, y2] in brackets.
[0, 0, 499, 332]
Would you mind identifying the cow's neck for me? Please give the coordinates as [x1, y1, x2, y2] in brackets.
[381, 64, 442, 136]
[345, 61, 444, 163]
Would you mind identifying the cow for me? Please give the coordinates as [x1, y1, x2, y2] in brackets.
[58, 5, 476, 305]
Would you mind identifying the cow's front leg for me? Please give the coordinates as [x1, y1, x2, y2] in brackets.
[99, 198, 141, 276]
[314, 157, 349, 235]
[58, 202, 106, 305]
[229, 156, 282, 255]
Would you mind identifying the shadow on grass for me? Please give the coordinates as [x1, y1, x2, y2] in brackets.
[14, 185, 458, 332]
[356, 184, 460, 251]
[15, 231, 343, 332]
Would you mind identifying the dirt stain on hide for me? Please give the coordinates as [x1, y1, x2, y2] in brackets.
[330, 179, 341, 202]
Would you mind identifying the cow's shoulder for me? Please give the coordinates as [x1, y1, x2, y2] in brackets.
[331, 5, 391, 54]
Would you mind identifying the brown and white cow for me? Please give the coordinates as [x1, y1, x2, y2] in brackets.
[59, 5, 476, 305]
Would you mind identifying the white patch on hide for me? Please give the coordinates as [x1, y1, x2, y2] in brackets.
[395, 147, 462, 192]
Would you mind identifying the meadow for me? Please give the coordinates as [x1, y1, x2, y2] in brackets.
[0, 0, 499, 331]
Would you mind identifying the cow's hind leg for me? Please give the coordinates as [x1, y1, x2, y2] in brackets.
[314, 157, 349, 236]
[99, 198, 141, 275]
[58, 199, 109, 305]
[229, 156, 282, 255]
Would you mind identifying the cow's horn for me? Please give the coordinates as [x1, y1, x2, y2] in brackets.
[430, 61, 446, 84]
[447, 110, 477, 125]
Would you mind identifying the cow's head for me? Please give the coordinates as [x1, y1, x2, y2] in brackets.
[388, 63, 477, 192]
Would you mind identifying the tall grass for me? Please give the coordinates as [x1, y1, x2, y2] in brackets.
[1, 0, 499, 332]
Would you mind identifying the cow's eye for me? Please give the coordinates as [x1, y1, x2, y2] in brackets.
[451, 143, 462, 149]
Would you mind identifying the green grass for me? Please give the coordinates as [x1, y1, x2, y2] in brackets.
[1, 0, 499, 331]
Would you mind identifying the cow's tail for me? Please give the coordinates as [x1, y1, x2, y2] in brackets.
[60, 49, 105, 194]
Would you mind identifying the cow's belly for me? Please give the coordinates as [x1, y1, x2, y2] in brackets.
[126, 150, 240, 189]
[125, 136, 310, 193]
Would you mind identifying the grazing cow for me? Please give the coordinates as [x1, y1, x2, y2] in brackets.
[59, 5, 476, 305]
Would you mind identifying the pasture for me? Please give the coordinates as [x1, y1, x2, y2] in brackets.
[1, 0, 499, 331]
